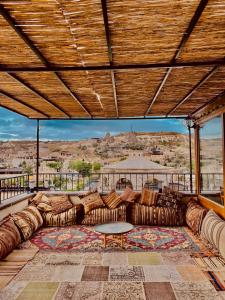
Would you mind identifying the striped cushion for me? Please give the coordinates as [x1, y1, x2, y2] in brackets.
[12, 206, 43, 240]
[0, 217, 21, 259]
[131, 203, 185, 226]
[42, 205, 83, 227]
[31, 192, 44, 205]
[102, 190, 123, 209]
[139, 188, 158, 206]
[201, 210, 225, 258]
[83, 192, 105, 214]
[82, 204, 127, 225]
[186, 200, 208, 234]
[49, 195, 73, 215]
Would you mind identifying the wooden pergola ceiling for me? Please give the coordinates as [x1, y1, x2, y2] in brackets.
[0, 0, 225, 119]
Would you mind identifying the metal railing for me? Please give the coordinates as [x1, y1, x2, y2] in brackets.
[200, 173, 223, 192]
[0, 174, 30, 203]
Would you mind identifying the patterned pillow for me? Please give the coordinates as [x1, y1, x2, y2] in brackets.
[120, 187, 133, 201]
[42, 205, 83, 227]
[69, 195, 84, 206]
[83, 192, 105, 214]
[0, 216, 21, 259]
[201, 210, 225, 258]
[49, 195, 73, 215]
[102, 190, 123, 209]
[186, 200, 208, 234]
[37, 195, 52, 212]
[12, 206, 43, 240]
[31, 191, 44, 205]
[139, 188, 158, 206]
[157, 193, 182, 209]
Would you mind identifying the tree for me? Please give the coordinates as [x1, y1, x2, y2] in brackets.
[69, 160, 92, 177]
[92, 162, 102, 172]
[47, 161, 63, 172]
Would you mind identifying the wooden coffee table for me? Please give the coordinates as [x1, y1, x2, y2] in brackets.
[95, 222, 134, 248]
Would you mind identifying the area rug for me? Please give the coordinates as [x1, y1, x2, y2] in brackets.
[30, 225, 208, 253]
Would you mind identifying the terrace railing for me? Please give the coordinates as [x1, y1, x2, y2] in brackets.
[0, 174, 30, 203]
[200, 173, 223, 192]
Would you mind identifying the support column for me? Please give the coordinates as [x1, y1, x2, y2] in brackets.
[188, 124, 193, 193]
[194, 124, 200, 194]
[36, 119, 40, 191]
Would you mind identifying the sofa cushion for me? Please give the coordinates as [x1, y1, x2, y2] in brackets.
[0, 217, 21, 259]
[42, 205, 83, 227]
[83, 192, 105, 214]
[201, 210, 225, 258]
[12, 206, 43, 240]
[31, 191, 44, 205]
[49, 195, 73, 215]
[102, 190, 123, 209]
[81, 204, 127, 225]
[69, 195, 84, 206]
[186, 200, 208, 234]
[131, 203, 185, 226]
[139, 188, 158, 206]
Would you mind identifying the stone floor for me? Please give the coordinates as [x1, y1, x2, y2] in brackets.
[1, 250, 225, 300]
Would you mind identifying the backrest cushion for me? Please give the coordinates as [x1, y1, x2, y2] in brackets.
[49, 195, 73, 215]
[102, 190, 123, 209]
[0, 216, 21, 259]
[83, 192, 105, 214]
[186, 199, 208, 234]
[139, 188, 158, 206]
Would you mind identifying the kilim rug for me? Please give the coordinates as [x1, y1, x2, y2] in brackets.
[30, 225, 209, 253]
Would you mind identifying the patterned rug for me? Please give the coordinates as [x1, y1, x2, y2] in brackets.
[30, 225, 208, 253]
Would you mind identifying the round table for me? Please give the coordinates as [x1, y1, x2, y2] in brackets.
[95, 222, 134, 248]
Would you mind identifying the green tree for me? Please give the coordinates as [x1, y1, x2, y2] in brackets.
[69, 160, 92, 177]
[24, 164, 33, 175]
[92, 162, 102, 172]
[47, 161, 63, 172]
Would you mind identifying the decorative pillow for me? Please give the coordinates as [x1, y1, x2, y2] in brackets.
[0, 216, 21, 259]
[186, 200, 208, 234]
[31, 191, 44, 205]
[201, 210, 225, 258]
[139, 188, 158, 206]
[83, 192, 105, 214]
[102, 190, 123, 209]
[120, 187, 133, 202]
[37, 202, 52, 213]
[157, 193, 184, 210]
[69, 195, 84, 206]
[12, 206, 43, 240]
[42, 205, 83, 227]
[49, 195, 73, 215]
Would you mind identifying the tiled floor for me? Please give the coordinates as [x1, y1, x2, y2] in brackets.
[1, 251, 225, 299]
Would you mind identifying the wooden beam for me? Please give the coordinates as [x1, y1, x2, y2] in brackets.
[8, 73, 71, 118]
[28, 116, 186, 120]
[0, 90, 49, 117]
[145, 0, 209, 116]
[167, 65, 218, 115]
[101, 0, 119, 117]
[0, 103, 29, 118]
[0, 4, 92, 117]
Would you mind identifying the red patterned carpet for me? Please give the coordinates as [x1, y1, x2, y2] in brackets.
[30, 225, 207, 252]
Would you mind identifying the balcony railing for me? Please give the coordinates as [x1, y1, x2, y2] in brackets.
[0, 174, 30, 203]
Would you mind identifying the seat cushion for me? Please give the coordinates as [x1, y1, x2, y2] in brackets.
[139, 188, 158, 206]
[83, 192, 105, 214]
[49, 195, 73, 215]
[12, 206, 43, 240]
[131, 203, 185, 226]
[42, 205, 83, 227]
[201, 210, 225, 258]
[81, 204, 127, 225]
[0, 217, 21, 259]
[186, 200, 208, 234]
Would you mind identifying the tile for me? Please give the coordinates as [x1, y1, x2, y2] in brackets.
[177, 265, 208, 281]
[0, 281, 27, 300]
[102, 282, 145, 300]
[81, 266, 109, 281]
[16, 282, 59, 300]
[143, 266, 182, 282]
[161, 252, 194, 265]
[28, 252, 83, 266]
[128, 252, 162, 265]
[83, 253, 102, 265]
[109, 266, 145, 281]
[102, 253, 127, 266]
[171, 281, 221, 300]
[55, 282, 103, 300]
[50, 266, 84, 282]
[143, 282, 176, 300]
[14, 266, 53, 281]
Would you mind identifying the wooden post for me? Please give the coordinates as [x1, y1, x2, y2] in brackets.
[36, 119, 40, 191]
[194, 124, 200, 195]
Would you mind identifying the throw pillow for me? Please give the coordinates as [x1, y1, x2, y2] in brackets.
[120, 187, 134, 202]
[83, 192, 105, 214]
[186, 199, 208, 234]
[102, 190, 123, 209]
[37, 195, 52, 212]
[49, 195, 73, 215]
[12, 206, 43, 240]
[201, 210, 225, 258]
[140, 188, 158, 206]
[31, 191, 44, 205]
[69, 195, 84, 206]
[0, 216, 21, 259]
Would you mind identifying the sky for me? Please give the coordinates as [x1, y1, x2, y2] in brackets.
[0, 107, 189, 141]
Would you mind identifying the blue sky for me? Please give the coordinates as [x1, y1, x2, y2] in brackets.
[0, 107, 188, 141]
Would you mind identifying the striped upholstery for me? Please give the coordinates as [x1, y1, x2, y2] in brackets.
[42, 205, 83, 227]
[201, 210, 225, 258]
[83, 192, 105, 214]
[103, 191, 123, 209]
[186, 200, 208, 234]
[131, 203, 185, 226]
[139, 188, 158, 206]
[81, 204, 127, 225]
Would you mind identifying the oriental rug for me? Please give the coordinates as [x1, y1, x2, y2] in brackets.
[30, 225, 208, 253]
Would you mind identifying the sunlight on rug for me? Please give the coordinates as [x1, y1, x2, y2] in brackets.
[29, 225, 209, 253]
